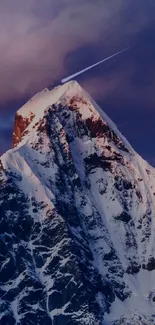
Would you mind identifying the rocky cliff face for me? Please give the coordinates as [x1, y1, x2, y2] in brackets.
[12, 112, 35, 148]
[1, 81, 155, 324]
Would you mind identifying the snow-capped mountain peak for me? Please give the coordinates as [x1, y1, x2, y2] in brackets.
[13, 81, 92, 147]
[1, 81, 155, 324]
[17, 81, 82, 118]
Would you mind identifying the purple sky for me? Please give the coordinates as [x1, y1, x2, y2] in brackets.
[1, 0, 155, 165]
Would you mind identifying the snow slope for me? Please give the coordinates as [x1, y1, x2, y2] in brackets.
[1, 81, 155, 324]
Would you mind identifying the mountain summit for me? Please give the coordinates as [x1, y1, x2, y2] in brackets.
[1, 81, 155, 324]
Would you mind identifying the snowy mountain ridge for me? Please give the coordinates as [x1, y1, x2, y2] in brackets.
[1, 80, 155, 324]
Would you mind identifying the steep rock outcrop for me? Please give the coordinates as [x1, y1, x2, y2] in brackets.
[12, 112, 35, 147]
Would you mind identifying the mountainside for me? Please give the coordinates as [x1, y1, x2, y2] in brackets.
[1, 80, 155, 324]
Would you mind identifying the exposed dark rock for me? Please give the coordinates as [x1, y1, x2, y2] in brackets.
[115, 212, 131, 223]
[12, 112, 35, 147]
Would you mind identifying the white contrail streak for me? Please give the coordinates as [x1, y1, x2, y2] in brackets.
[61, 47, 131, 83]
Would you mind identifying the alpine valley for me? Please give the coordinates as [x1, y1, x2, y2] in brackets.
[1, 81, 155, 325]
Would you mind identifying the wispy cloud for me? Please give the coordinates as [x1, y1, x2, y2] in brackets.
[0, 0, 154, 104]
